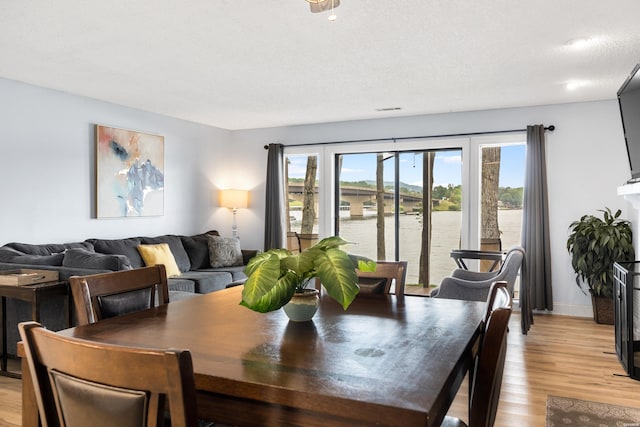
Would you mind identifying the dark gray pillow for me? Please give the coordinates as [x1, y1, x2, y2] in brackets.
[140, 235, 190, 273]
[86, 238, 145, 268]
[5, 241, 94, 256]
[12, 253, 65, 266]
[181, 235, 210, 270]
[181, 231, 220, 270]
[63, 248, 131, 271]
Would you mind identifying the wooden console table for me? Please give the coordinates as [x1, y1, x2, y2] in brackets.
[0, 280, 71, 378]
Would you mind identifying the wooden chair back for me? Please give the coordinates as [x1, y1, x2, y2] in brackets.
[18, 321, 198, 427]
[468, 305, 512, 427]
[356, 261, 408, 296]
[483, 281, 512, 324]
[70, 265, 170, 326]
[441, 283, 512, 427]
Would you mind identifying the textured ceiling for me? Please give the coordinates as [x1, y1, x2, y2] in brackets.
[2, 1, 640, 130]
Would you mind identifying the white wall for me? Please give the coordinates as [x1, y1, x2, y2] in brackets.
[231, 100, 631, 317]
[0, 78, 231, 243]
[0, 76, 631, 317]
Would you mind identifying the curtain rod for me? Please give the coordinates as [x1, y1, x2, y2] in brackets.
[263, 125, 555, 150]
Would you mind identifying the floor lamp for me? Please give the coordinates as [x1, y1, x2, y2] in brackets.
[219, 189, 249, 239]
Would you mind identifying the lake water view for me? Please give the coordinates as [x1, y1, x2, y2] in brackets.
[337, 209, 523, 287]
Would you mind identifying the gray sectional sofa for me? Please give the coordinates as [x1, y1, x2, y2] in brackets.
[0, 230, 257, 355]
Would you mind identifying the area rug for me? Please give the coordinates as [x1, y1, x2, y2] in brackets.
[547, 395, 640, 426]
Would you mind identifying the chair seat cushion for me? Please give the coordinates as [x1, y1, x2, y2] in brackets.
[357, 277, 387, 294]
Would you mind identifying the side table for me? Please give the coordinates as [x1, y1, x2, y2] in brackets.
[0, 280, 71, 378]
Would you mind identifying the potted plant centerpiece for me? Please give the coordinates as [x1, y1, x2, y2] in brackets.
[567, 207, 634, 324]
[241, 236, 375, 321]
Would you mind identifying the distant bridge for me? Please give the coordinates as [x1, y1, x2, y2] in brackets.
[287, 184, 423, 216]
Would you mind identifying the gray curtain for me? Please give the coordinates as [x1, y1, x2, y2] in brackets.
[521, 125, 553, 334]
[264, 143, 285, 250]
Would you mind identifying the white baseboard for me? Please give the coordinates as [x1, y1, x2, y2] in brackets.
[511, 301, 593, 318]
[534, 303, 593, 318]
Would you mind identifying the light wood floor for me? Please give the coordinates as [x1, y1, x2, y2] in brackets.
[1, 314, 639, 426]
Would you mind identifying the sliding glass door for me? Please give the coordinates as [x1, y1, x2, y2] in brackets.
[335, 148, 462, 290]
[282, 133, 525, 297]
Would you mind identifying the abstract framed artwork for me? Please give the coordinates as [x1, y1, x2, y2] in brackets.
[96, 125, 164, 218]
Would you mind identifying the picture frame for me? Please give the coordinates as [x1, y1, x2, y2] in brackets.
[95, 125, 164, 218]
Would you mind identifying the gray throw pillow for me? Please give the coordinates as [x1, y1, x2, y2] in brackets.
[63, 248, 131, 271]
[0, 246, 24, 262]
[86, 238, 145, 268]
[5, 241, 94, 256]
[12, 253, 65, 266]
[181, 231, 221, 270]
[207, 235, 243, 268]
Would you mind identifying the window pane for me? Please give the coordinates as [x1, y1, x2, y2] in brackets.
[399, 150, 462, 289]
[336, 152, 396, 261]
[285, 154, 319, 252]
[336, 149, 462, 294]
[480, 143, 525, 297]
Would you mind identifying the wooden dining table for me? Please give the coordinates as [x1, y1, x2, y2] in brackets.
[21, 286, 485, 427]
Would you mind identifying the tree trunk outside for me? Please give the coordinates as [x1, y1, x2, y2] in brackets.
[419, 152, 435, 286]
[285, 157, 291, 233]
[481, 147, 501, 240]
[301, 156, 317, 234]
[376, 153, 386, 260]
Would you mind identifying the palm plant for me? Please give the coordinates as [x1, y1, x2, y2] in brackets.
[241, 236, 375, 313]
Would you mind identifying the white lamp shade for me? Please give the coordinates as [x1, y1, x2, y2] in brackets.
[219, 189, 249, 209]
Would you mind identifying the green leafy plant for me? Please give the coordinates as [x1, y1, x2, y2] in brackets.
[241, 236, 376, 313]
[567, 208, 634, 298]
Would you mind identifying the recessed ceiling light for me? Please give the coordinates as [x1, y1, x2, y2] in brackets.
[566, 80, 588, 91]
[565, 37, 593, 49]
[376, 107, 402, 112]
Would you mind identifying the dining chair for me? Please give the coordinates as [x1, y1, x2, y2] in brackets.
[356, 260, 408, 296]
[441, 289, 513, 427]
[69, 265, 170, 326]
[19, 321, 199, 427]
[431, 246, 524, 302]
[483, 281, 511, 324]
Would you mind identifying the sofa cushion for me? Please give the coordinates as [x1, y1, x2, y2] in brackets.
[0, 247, 25, 262]
[207, 235, 243, 268]
[140, 235, 190, 273]
[4, 241, 94, 256]
[202, 265, 247, 282]
[62, 248, 131, 271]
[10, 253, 65, 266]
[167, 278, 196, 293]
[87, 238, 145, 268]
[180, 231, 220, 270]
[137, 244, 182, 277]
[177, 271, 233, 294]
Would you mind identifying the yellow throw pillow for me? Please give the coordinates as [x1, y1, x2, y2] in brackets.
[137, 243, 181, 277]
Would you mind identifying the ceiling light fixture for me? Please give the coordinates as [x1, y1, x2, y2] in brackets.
[566, 80, 589, 91]
[307, 0, 339, 21]
[565, 37, 593, 49]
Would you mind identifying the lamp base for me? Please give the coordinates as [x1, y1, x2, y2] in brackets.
[231, 208, 239, 240]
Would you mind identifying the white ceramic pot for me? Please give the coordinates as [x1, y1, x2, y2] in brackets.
[283, 289, 320, 322]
